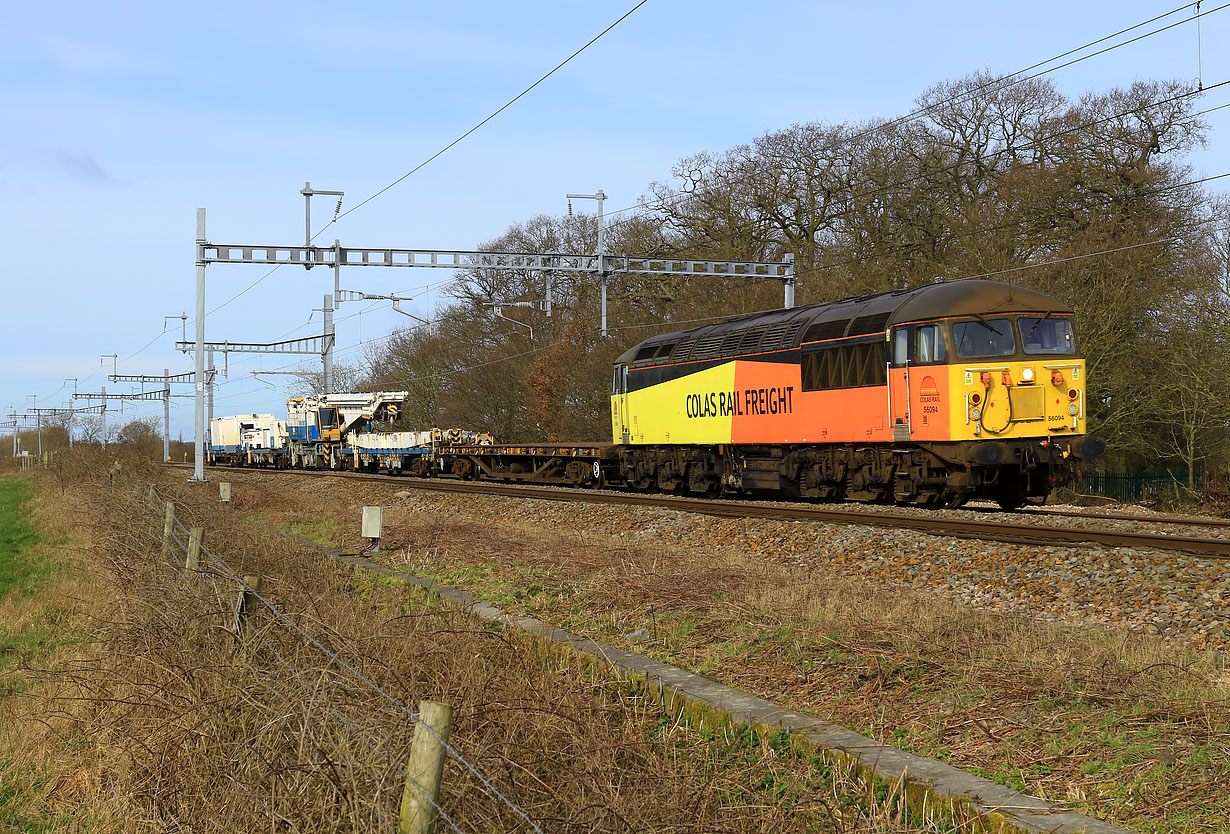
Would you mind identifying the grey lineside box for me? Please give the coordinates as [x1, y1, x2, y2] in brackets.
[362, 506, 383, 543]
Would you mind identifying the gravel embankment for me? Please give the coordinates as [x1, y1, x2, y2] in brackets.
[238, 471, 1230, 651]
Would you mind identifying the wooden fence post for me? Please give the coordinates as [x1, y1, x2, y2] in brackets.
[398, 700, 453, 834]
[186, 527, 203, 573]
[161, 502, 176, 557]
[231, 575, 263, 645]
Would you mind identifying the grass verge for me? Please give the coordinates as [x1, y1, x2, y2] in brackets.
[246, 482, 1230, 834]
[0, 477, 45, 602]
[0, 473, 93, 830]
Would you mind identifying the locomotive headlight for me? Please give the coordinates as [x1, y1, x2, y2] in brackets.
[1068, 404, 1078, 415]
[970, 408, 982, 420]
[1021, 367, 1035, 382]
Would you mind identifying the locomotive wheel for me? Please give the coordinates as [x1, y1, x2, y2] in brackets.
[995, 471, 1027, 511]
[630, 473, 657, 493]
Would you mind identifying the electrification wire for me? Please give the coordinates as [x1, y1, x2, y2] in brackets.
[599, 1, 1225, 223]
[179, 0, 646, 324]
[205, 306, 742, 405]
[201, 272, 458, 393]
[861, 2, 1228, 150]
[77, 0, 651, 376]
[209, 186, 1230, 408]
[651, 82, 1230, 248]
[788, 168, 1230, 284]
[167, 290, 400, 395]
[1198, 0, 1206, 87]
[319, 0, 650, 236]
[121, 328, 176, 363]
[207, 263, 285, 317]
[362, 209, 1230, 390]
[208, 275, 456, 390]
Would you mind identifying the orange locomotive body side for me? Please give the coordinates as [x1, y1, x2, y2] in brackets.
[722, 360, 953, 445]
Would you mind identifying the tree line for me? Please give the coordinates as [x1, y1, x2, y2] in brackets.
[0, 416, 187, 464]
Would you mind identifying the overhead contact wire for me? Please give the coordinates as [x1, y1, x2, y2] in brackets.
[602, 1, 1223, 222]
[319, 0, 651, 236]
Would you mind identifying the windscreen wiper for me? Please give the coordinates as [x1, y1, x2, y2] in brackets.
[972, 313, 999, 333]
[1027, 310, 1052, 334]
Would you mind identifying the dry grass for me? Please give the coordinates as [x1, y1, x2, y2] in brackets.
[0, 455, 962, 832]
[282, 489, 1230, 834]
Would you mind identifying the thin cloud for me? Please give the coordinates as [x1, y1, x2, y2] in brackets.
[47, 38, 133, 72]
[52, 149, 120, 184]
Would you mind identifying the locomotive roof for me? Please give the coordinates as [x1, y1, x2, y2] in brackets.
[617, 279, 1073, 367]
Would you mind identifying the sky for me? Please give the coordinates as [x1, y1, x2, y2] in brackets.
[3, 0, 1229, 443]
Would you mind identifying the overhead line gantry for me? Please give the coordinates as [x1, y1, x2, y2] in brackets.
[189, 188, 794, 481]
[109, 370, 200, 462]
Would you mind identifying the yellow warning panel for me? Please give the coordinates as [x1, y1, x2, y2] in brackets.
[623, 362, 737, 445]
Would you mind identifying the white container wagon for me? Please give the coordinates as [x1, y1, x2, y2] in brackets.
[208, 414, 288, 467]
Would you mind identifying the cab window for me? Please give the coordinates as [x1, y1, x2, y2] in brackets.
[915, 324, 945, 364]
[892, 328, 909, 365]
[1019, 317, 1076, 355]
[954, 318, 1015, 358]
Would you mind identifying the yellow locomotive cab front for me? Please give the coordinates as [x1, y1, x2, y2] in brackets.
[949, 359, 1087, 441]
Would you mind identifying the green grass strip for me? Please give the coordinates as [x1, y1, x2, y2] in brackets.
[0, 477, 44, 600]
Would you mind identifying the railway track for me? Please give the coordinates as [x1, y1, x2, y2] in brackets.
[172, 463, 1230, 558]
[982, 505, 1230, 529]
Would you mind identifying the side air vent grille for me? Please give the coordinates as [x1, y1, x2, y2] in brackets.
[802, 318, 850, 344]
[847, 311, 892, 337]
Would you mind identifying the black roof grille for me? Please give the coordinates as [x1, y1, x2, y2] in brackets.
[738, 327, 765, 353]
[753, 321, 790, 352]
[673, 337, 698, 361]
[782, 319, 807, 349]
[719, 330, 746, 354]
[690, 332, 726, 362]
[848, 311, 892, 337]
[802, 318, 850, 344]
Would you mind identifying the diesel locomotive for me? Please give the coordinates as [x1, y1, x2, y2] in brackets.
[611, 279, 1104, 508]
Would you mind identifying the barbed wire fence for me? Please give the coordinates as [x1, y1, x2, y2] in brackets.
[143, 482, 545, 834]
